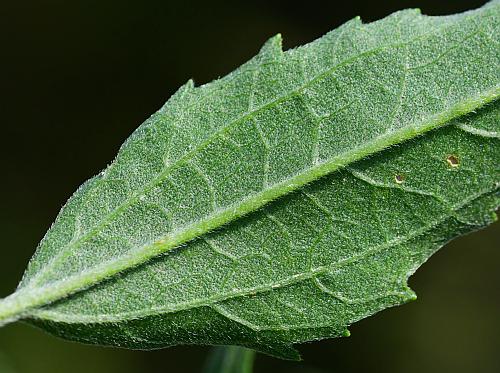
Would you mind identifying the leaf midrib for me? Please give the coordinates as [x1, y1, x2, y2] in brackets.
[1, 87, 494, 325]
[1, 86, 493, 328]
[31, 184, 497, 324]
[26, 22, 488, 289]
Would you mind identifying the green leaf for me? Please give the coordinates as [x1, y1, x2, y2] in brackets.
[0, 1, 499, 359]
[203, 346, 256, 373]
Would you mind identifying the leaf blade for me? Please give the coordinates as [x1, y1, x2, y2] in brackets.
[20, 102, 500, 359]
[0, 2, 498, 358]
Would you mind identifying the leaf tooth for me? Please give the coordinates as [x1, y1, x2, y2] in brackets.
[159, 78, 195, 112]
[257, 33, 283, 61]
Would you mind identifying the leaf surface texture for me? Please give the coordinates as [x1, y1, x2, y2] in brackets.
[0, 1, 499, 359]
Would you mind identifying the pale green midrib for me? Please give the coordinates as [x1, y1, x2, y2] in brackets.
[30, 185, 498, 324]
[24, 19, 487, 289]
[0, 89, 497, 328]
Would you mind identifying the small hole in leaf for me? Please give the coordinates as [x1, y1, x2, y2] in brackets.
[394, 174, 404, 184]
[446, 155, 459, 168]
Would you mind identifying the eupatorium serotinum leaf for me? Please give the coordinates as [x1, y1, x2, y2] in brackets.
[0, 1, 498, 360]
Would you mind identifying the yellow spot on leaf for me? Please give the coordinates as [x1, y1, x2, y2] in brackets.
[394, 174, 405, 184]
[446, 155, 459, 168]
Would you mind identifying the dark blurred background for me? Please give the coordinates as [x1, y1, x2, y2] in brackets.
[0, 0, 498, 372]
